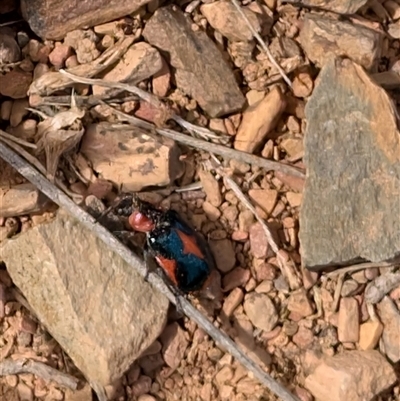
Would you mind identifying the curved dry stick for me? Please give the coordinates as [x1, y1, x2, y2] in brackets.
[0, 142, 300, 401]
[0, 358, 79, 390]
[210, 156, 301, 290]
[104, 104, 305, 179]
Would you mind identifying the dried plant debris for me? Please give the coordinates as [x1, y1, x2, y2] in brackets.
[32, 97, 85, 181]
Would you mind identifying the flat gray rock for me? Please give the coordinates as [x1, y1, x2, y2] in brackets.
[1, 210, 168, 385]
[298, 0, 368, 14]
[299, 58, 400, 270]
[143, 5, 245, 118]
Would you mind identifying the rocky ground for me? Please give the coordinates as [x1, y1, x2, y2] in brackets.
[0, 0, 400, 401]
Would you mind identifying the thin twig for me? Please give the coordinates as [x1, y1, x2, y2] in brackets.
[332, 274, 345, 312]
[307, 286, 323, 320]
[0, 142, 300, 401]
[0, 131, 37, 149]
[326, 261, 396, 278]
[32, 94, 138, 108]
[230, 0, 292, 88]
[104, 105, 305, 178]
[0, 20, 24, 27]
[58, 70, 161, 105]
[0, 358, 79, 390]
[0, 135, 47, 176]
[208, 155, 301, 290]
[59, 70, 225, 141]
[30, 36, 135, 96]
[174, 182, 203, 192]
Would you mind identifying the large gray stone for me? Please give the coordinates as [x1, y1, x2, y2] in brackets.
[299, 58, 400, 270]
[1, 210, 168, 385]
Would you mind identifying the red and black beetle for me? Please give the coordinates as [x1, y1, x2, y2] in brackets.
[104, 193, 216, 295]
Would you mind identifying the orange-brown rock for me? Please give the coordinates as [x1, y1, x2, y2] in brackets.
[305, 350, 396, 401]
[234, 87, 286, 153]
[80, 122, 183, 192]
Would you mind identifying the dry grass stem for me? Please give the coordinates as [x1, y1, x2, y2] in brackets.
[332, 274, 345, 312]
[0, 358, 79, 390]
[208, 154, 302, 290]
[230, 0, 292, 87]
[59, 70, 230, 142]
[0, 130, 37, 149]
[326, 261, 396, 278]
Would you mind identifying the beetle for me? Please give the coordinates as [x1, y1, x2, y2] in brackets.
[102, 193, 217, 295]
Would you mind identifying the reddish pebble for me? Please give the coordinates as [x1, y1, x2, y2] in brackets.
[223, 267, 251, 291]
[293, 326, 314, 349]
[295, 386, 314, 401]
[249, 223, 268, 258]
[152, 59, 171, 97]
[131, 376, 152, 397]
[49, 43, 73, 68]
[255, 262, 278, 281]
[231, 230, 248, 242]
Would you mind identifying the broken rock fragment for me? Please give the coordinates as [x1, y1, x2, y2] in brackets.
[93, 42, 163, 96]
[243, 292, 278, 332]
[80, 123, 184, 192]
[300, 15, 382, 69]
[234, 87, 286, 153]
[299, 58, 400, 270]
[0, 69, 32, 99]
[305, 350, 396, 401]
[359, 320, 383, 350]
[160, 322, 189, 369]
[143, 6, 245, 118]
[200, 1, 261, 42]
[338, 297, 359, 343]
[20, 0, 153, 40]
[0, 211, 168, 385]
[0, 183, 49, 218]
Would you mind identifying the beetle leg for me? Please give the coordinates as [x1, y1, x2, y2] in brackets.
[97, 192, 135, 222]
